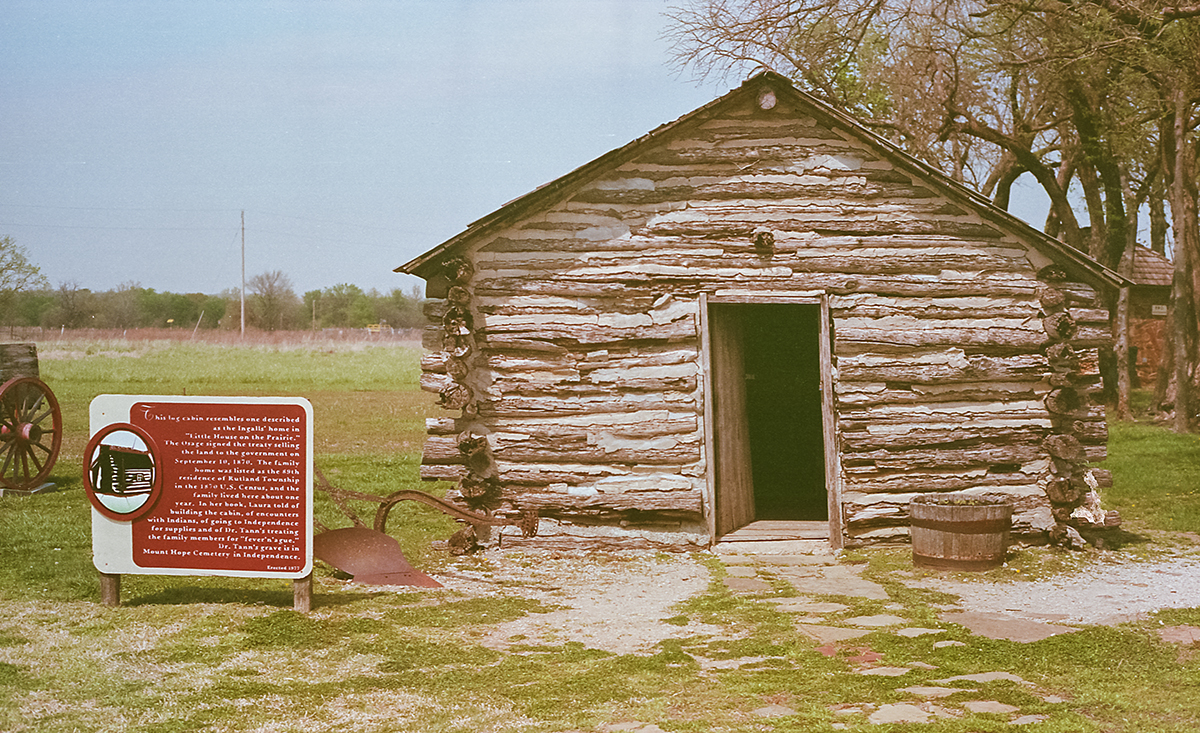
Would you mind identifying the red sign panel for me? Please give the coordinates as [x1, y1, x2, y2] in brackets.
[127, 401, 308, 575]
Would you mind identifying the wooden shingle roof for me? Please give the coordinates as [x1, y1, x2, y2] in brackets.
[1122, 244, 1173, 288]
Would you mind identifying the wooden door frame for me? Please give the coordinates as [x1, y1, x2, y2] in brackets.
[700, 292, 843, 548]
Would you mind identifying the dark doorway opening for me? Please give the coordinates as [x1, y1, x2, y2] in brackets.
[740, 304, 826, 520]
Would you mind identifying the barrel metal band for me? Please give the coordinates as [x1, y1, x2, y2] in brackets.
[909, 517, 1010, 535]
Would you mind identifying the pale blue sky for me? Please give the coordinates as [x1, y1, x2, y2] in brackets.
[1, 1, 1049, 296]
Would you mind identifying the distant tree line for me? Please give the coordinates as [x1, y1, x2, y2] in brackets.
[2, 263, 425, 332]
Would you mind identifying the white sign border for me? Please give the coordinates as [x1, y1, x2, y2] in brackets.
[89, 394, 314, 580]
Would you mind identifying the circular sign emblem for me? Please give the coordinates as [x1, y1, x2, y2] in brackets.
[83, 423, 163, 522]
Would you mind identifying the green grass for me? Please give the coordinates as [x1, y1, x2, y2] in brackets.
[2, 339, 1200, 731]
[1100, 420, 1200, 532]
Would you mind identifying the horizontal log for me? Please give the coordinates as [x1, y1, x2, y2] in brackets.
[572, 178, 949, 207]
[663, 118, 854, 142]
[477, 246, 1029, 279]
[420, 352, 449, 374]
[419, 372, 454, 395]
[426, 417, 471, 436]
[836, 351, 1050, 384]
[480, 295, 694, 330]
[477, 261, 796, 285]
[841, 443, 1046, 471]
[835, 381, 1046, 407]
[1043, 433, 1086, 461]
[482, 229, 1032, 255]
[423, 298, 448, 320]
[422, 326, 444, 351]
[422, 434, 700, 466]
[509, 490, 704, 516]
[1069, 308, 1110, 325]
[839, 398, 1051, 422]
[1072, 418, 1108, 444]
[835, 324, 1045, 352]
[483, 337, 572, 355]
[479, 392, 698, 418]
[482, 345, 698, 374]
[1058, 282, 1103, 307]
[831, 298, 1041, 322]
[485, 417, 699, 442]
[475, 294, 660, 317]
[1068, 325, 1113, 348]
[634, 141, 879, 168]
[479, 320, 696, 347]
[473, 273, 1040, 301]
[490, 462, 637, 487]
[843, 469, 1045, 495]
[839, 422, 1052, 452]
[419, 464, 465, 482]
[640, 215, 1005, 241]
[482, 376, 698, 399]
[845, 525, 911, 541]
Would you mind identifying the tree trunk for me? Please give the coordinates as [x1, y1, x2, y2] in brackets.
[1114, 286, 1132, 420]
[1154, 316, 1175, 410]
[1112, 171, 1139, 421]
[1169, 86, 1198, 432]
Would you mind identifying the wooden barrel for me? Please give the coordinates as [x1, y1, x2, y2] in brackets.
[0, 343, 39, 383]
[910, 493, 1012, 571]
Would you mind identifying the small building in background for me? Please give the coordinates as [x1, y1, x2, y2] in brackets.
[1122, 244, 1173, 385]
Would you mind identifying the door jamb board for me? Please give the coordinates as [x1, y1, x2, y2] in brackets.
[819, 294, 843, 549]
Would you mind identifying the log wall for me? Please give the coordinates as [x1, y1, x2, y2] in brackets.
[415, 87, 1111, 549]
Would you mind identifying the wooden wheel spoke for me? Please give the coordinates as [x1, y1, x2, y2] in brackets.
[24, 448, 44, 474]
[0, 441, 16, 471]
[8, 445, 26, 479]
[19, 395, 44, 419]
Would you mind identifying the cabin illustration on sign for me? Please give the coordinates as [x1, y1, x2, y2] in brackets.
[397, 71, 1125, 550]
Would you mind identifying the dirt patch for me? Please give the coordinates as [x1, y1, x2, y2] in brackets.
[434, 551, 726, 655]
[904, 550, 1200, 625]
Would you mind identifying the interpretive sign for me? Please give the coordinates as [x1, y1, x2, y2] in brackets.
[87, 395, 313, 580]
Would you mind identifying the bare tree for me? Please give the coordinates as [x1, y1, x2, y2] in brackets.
[43, 281, 93, 329]
[665, 0, 1153, 252]
[248, 270, 298, 331]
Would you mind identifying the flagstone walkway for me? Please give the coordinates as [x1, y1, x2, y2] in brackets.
[447, 542, 1199, 731]
[705, 546, 1069, 726]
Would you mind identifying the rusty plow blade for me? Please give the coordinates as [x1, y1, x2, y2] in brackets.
[313, 527, 443, 588]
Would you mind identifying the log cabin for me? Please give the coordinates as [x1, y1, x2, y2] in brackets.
[397, 70, 1126, 551]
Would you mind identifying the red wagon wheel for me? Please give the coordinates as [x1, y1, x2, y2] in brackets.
[0, 377, 63, 492]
